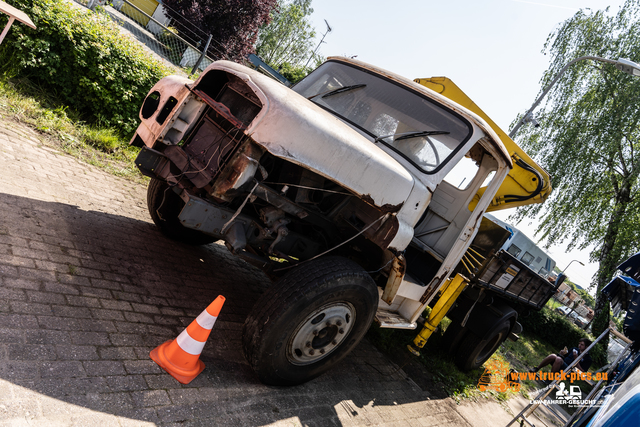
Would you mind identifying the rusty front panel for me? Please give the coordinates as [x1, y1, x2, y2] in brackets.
[211, 141, 265, 198]
[171, 80, 265, 188]
[371, 216, 399, 249]
[419, 274, 446, 304]
[192, 89, 246, 130]
[337, 196, 400, 250]
[175, 94, 258, 189]
[182, 115, 245, 179]
[163, 145, 212, 188]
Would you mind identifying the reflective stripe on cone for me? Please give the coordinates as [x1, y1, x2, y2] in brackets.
[149, 295, 225, 384]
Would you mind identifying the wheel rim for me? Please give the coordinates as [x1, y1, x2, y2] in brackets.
[287, 302, 356, 365]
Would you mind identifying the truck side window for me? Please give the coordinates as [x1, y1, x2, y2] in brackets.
[444, 156, 480, 190]
[521, 252, 535, 266]
[507, 244, 521, 257]
[443, 144, 484, 190]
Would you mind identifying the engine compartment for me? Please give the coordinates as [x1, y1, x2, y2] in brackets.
[134, 68, 400, 274]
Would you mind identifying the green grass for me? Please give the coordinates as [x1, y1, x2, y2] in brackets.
[366, 319, 520, 404]
[499, 330, 558, 392]
[0, 76, 145, 182]
[366, 309, 595, 408]
[545, 298, 563, 311]
[501, 331, 557, 370]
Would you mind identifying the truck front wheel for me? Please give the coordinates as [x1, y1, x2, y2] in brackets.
[242, 256, 378, 386]
[454, 320, 511, 371]
[147, 179, 216, 246]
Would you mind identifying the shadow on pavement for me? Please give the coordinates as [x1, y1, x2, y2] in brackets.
[0, 192, 463, 426]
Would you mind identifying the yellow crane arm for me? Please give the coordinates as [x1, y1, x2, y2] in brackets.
[414, 77, 552, 212]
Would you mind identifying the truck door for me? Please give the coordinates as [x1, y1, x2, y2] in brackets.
[413, 143, 498, 262]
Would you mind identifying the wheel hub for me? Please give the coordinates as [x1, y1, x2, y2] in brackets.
[287, 302, 356, 365]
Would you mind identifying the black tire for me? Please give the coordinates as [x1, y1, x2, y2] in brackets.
[242, 256, 378, 386]
[454, 320, 511, 371]
[441, 320, 466, 354]
[147, 178, 216, 245]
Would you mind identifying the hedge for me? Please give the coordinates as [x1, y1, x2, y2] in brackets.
[0, 0, 173, 135]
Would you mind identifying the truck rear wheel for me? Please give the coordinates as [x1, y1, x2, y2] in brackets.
[147, 179, 216, 246]
[242, 256, 378, 386]
[441, 321, 466, 354]
[454, 320, 511, 371]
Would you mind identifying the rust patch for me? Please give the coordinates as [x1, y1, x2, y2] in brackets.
[227, 76, 262, 106]
[474, 212, 483, 227]
[192, 88, 246, 130]
[394, 255, 406, 276]
[420, 275, 444, 304]
[361, 194, 403, 213]
[211, 141, 265, 199]
[371, 215, 399, 249]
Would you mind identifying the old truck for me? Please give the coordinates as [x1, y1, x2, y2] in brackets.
[130, 57, 554, 385]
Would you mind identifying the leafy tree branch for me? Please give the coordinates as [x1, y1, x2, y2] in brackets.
[511, 0, 640, 364]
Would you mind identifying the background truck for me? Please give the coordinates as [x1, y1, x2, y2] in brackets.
[130, 57, 554, 385]
[431, 213, 559, 370]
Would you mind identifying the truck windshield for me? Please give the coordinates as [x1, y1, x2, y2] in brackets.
[293, 61, 473, 173]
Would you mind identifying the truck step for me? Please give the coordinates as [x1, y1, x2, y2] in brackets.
[375, 308, 417, 329]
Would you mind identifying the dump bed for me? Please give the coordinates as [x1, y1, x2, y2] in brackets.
[462, 216, 558, 310]
[474, 250, 559, 310]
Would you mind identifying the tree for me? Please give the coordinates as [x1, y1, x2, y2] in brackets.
[577, 289, 595, 309]
[511, 0, 640, 364]
[613, 311, 625, 333]
[162, 0, 277, 60]
[255, 0, 316, 70]
[278, 62, 312, 84]
[563, 277, 596, 308]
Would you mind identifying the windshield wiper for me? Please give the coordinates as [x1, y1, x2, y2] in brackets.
[374, 130, 450, 144]
[307, 84, 367, 100]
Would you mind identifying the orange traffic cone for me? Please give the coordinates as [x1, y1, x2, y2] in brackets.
[150, 295, 225, 384]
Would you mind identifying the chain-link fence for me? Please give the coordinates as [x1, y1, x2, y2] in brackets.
[74, 0, 227, 74]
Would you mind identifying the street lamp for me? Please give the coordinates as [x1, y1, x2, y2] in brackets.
[509, 56, 640, 138]
[560, 259, 585, 275]
[304, 20, 332, 68]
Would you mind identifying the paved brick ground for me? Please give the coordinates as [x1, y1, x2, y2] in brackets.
[0, 117, 540, 426]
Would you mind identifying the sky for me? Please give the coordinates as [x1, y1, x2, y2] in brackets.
[307, 0, 629, 291]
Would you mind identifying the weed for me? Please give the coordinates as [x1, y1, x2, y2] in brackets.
[67, 264, 77, 275]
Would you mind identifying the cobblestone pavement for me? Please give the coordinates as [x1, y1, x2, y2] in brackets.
[0, 117, 529, 426]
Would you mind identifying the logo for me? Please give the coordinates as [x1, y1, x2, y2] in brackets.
[478, 364, 606, 409]
[476, 359, 521, 393]
[527, 382, 604, 408]
[555, 382, 581, 401]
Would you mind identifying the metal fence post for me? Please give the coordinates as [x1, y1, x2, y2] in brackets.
[190, 35, 212, 77]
